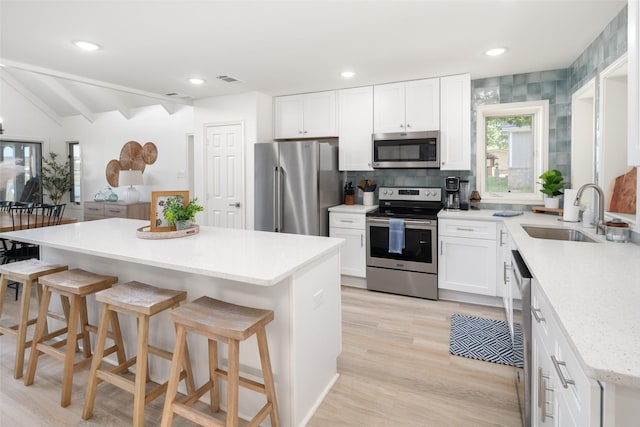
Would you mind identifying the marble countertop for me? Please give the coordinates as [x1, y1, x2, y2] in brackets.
[328, 204, 378, 214]
[0, 218, 344, 287]
[439, 209, 640, 388]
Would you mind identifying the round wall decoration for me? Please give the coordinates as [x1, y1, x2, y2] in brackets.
[106, 159, 121, 187]
[142, 142, 158, 164]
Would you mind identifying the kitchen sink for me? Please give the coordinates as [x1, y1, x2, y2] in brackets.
[521, 225, 598, 243]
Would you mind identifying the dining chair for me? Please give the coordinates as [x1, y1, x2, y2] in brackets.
[3, 204, 40, 300]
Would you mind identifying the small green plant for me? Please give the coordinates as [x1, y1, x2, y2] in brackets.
[163, 196, 204, 227]
[538, 169, 565, 197]
[41, 152, 71, 204]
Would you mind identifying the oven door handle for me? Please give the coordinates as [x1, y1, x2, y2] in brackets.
[367, 218, 435, 227]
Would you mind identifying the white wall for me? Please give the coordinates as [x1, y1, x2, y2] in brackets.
[194, 91, 272, 230]
[61, 105, 194, 207]
[2, 79, 273, 227]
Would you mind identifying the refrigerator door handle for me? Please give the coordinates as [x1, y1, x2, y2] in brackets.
[273, 166, 279, 231]
[278, 166, 285, 232]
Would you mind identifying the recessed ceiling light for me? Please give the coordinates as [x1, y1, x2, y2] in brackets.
[188, 78, 205, 85]
[72, 40, 101, 51]
[341, 71, 356, 78]
[485, 47, 507, 57]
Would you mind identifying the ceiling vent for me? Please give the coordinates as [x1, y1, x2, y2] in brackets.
[216, 75, 241, 83]
[164, 92, 192, 100]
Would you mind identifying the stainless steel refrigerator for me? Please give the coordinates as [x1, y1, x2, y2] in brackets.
[254, 139, 342, 236]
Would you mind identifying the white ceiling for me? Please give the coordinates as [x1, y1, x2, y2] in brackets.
[0, 0, 628, 120]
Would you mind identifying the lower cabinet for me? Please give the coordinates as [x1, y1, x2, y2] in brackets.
[84, 201, 150, 221]
[329, 211, 367, 278]
[531, 279, 600, 427]
[438, 219, 497, 296]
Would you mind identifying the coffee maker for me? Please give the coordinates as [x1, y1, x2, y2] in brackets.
[444, 177, 470, 210]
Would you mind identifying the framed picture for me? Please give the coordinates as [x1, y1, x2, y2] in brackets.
[150, 190, 189, 232]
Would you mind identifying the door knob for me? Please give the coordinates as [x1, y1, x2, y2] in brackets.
[228, 202, 241, 208]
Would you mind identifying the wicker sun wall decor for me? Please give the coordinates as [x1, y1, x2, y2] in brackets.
[105, 141, 158, 187]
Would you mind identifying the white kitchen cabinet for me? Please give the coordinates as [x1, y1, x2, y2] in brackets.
[440, 73, 471, 170]
[531, 279, 601, 427]
[629, 0, 640, 166]
[438, 219, 497, 296]
[274, 91, 337, 139]
[373, 78, 440, 133]
[329, 211, 367, 278]
[338, 86, 374, 171]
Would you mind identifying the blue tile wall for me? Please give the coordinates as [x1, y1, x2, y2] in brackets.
[346, 5, 628, 209]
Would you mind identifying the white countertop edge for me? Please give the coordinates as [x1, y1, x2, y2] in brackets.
[1, 220, 345, 287]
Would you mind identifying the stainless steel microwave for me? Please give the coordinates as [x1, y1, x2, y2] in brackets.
[372, 131, 440, 168]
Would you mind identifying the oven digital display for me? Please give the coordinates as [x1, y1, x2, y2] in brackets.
[398, 189, 419, 196]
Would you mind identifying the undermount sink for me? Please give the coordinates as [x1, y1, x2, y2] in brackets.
[522, 225, 598, 243]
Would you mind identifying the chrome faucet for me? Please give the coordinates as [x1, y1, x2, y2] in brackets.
[574, 183, 606, 234]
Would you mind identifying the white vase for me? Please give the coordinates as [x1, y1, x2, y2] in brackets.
[544, 196, 560, 209]
[363, 192, 374, 206]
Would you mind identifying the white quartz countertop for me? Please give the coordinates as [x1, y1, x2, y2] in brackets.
[0, 218, 343, 286]
[439, 209, 640, 388]
[328, 204, 378, 214]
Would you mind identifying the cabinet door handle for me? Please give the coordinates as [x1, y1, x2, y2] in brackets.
[361, 233, 364, 248]
[531, 307, 545, 323]
[303, 130, 308, 134]
[440, 240, 443, 256]
[406, 123, 411, 128]
[503, 261, 509, 284]
[500, 229, 505, 246]
[339, 219, 354, 223]
[456, 227, 474, 232]
[551, 355, 575, 389]
[538, 367, 553, 422]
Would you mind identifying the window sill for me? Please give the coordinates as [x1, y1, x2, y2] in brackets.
[476, 198, 543, 206]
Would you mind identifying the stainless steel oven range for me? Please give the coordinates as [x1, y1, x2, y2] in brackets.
[366, 187, 442, 299]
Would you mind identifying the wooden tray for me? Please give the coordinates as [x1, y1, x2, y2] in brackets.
[532, 207, 564, 216]
[136, 224, 199, 239]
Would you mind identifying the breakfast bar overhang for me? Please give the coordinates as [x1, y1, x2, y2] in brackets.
[0, 218, 344, 427]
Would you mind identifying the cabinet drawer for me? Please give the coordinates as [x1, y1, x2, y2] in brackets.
[103, 205, 127, 217]
[84, 203, 104, 216]
[330, 213, 365, 229]
[439, 219, 497, 239]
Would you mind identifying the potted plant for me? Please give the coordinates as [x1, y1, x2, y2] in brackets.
[163, 196, 204, 230]
[539, 169, 564, 208]
[41, 152, 71, 205]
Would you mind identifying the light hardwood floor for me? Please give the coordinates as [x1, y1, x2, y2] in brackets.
[0, 285, 521, 426]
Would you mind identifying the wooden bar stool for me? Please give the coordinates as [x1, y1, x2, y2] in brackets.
[161, 296, 280, 427]
[83, 281, 196, 427]
[0, 259, 68, 378]
[24, 268, 126, 408]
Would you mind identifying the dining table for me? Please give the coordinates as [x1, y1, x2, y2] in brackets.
[0, 212, 77, 232]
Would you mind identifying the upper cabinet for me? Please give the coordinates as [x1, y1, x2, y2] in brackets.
[373, 78, 440, 133]
[274, 91, 337, 139]
[338, 86, 374, 171]
[440, 73, 471, 170]
[629, 0, 640, 165]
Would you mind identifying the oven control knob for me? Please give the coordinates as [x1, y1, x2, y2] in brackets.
[388, 190, 393, 195]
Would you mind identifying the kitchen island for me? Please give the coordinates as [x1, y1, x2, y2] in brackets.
[0, 218, 344, 427]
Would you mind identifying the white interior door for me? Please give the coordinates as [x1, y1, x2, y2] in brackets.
[205, 123, 244, 228]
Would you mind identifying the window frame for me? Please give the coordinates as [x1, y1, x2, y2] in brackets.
[68, 141, 81, 205]
[475, 100, 549, 204]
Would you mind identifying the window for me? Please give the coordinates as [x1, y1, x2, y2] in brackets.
[476, 100, 549, 202]
[69, 142, 81, 204]
[0, 140, 43, 203]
